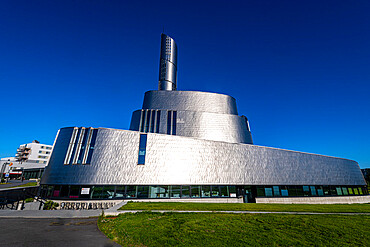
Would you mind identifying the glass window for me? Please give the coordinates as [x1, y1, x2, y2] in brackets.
[172, 111, 177, 135]
[295, 186, 303, 197]
[316, 186, 324, 196]
[336, 187, 343, 196]
[273, 186, 280, 197]
[158, 185, 169, 198]
[85, 129, 98, 164]
[323, 186, 330, 196]
[191, 186, 201, 198]
[145, 110, 151, 132]
[303, 186, 310, 196]
[137, 186, 148, 198]
[91, 186, 103, 199]
[167, 111, 172, 135]
[138, 134, 147, 165]
[170, 186, 181, 198]
[348, 188, 353, 195]
[126, 186, 137, 198]
[53, 185, 61, 197]
[229, 186, 237, 197]
[115, 186, 125, 198]
[288, 186, 297, 196]
[69, 185, 80, 198]
[256, 186, 265, 197]
[102, 186, 115, 199]
[140, 110, 145, 132]
[181, 186, 190, 198]
[330, 186, 337, 196]
[354, 188, 359, 195]
[211, 186, 220, 197]
[60, 185, 69, 198]
[220, 186, 229, 197]
[310, 186, 317, 196]
[155, 111, 161, 133]
[201, 186, 211, 198]
[358, 187, 363, 195]
[265, 187, 273, 197]
[342, 187, 348, 196]
[150, 110, 155, 133]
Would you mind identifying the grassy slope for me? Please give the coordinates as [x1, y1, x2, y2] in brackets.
[99, 212, 370, 247]
[119, 201, 370, 213]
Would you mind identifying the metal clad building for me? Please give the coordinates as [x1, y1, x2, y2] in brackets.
[41, 34, 367, 202]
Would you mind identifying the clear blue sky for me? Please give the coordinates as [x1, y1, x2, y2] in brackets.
[1, 1, 369, 168]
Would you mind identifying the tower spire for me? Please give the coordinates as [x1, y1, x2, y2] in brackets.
[158, 33, 177, 90]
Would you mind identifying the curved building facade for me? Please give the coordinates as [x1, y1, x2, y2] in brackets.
[40, 34, 367, 202]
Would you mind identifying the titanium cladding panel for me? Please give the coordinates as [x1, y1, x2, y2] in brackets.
[42, 127, 365, 186]
[142, 90, 238, 115]
[158, 33, 177, 91]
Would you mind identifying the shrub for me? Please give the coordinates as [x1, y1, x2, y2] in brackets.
[43, 200, 59, 210]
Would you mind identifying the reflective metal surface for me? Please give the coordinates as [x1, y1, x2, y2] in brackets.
[158, 34, 177, 91]
[42, 127, 366, 186]
[142, 90, 238, 115]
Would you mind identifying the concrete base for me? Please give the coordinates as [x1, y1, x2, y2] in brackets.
[256, 195, 370, 204]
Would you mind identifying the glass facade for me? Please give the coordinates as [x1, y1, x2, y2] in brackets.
[39, 184, 369, 200]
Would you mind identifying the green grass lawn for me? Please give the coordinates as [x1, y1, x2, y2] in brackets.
[99, 212, 370, 247]
[119, 201, 370, 213]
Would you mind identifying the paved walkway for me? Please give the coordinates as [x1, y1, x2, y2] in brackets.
[0, 217, 120, 247]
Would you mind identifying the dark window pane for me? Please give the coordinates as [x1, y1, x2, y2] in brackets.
[181, 186, 190, 198]
[102, 186, 115, 199]
[229, 186, 237, 197]
[85, 129, 98, 164]
[220, 186, 229, 197]
[69, 185, 80, 198]
[140, 110, 145, 132]
[211, 186, 220, 197]
[138, 134, 147, 165]
[257, 186, 265, 197]
[91, 186, 103, 199]
[126, 186, 137, 198]
[191, 186, 201, 198]
[156, 111, 161, 133]
[170, 186, 181, 198]
[303, 186, 310, 196]
[167, 111, 172, 135]
[137, 186, 148, 199]
[115, 186, 125, 198]
[150, 110, 155, 133]
[60, 186, 69, 198]
[288, 186, 297, 196]
[172, 111, 177, 135]
[145, 110, 150, 132]
[201, 186, 211, 197]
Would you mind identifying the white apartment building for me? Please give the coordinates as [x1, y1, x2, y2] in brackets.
[1, 140, 53, 178]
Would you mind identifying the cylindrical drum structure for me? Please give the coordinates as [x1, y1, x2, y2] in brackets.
[158, 33, 177, 90]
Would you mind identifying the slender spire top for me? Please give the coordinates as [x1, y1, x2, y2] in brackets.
[158, 33, 177, 91]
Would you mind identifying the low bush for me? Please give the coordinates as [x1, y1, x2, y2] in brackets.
[43, 200, 59, 210]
